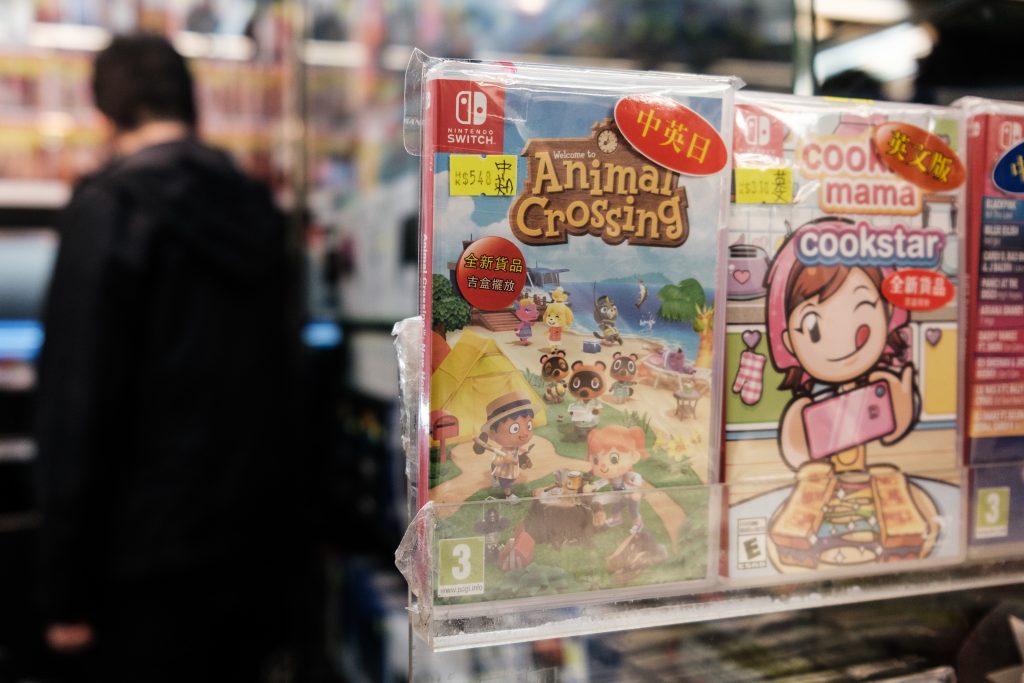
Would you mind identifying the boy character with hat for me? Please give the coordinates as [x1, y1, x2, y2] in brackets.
[473, 391, 537, 500]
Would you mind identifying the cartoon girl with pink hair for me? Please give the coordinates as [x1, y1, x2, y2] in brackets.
[766, 218, 920, 472]
[515, 297, 539, 345]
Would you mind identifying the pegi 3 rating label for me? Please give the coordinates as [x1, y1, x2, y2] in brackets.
[975, 486, 1011, 540]
[437, 537, 486, 598]
[737, 517, 768, 570]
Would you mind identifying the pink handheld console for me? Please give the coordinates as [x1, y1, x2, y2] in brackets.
[802, 380, 896, 459]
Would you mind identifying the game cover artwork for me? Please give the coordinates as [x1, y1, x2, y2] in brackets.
[418, 61, 736, 603]
[724, 94, 965, 579]
[960, 98, 1024, 552]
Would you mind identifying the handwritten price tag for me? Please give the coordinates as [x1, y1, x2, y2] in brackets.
[735, 168, 793, 204]
[449, 155, 518, 196]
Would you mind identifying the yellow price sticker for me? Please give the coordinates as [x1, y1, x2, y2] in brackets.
[449, 155, 518, 197]
[735, 168, 793, 205]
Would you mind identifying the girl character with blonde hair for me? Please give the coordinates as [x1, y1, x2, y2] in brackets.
[544, 300, 574, 351]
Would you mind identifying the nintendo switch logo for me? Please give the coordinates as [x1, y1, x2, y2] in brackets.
[734, 105, 784, 159]
[740, 113, 772, 146]
[455, 89, 487, 125]
[999, 121, 1024, 151]
[434, 79, 504, 154]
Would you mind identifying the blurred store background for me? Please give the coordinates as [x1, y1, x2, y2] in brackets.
[0, 1, 1021, 681]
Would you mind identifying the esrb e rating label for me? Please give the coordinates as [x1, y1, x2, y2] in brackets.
[437, 537, 485, 598]
[737, 518, 768, 570]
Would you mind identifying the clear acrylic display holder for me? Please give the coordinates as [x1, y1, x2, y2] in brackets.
[394, 317, 1024, 652]
[396, 468, 1024, 652]
[397, 57, 1024, 651]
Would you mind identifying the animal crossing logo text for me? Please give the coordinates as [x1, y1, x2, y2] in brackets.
[509, 122, 689, 248]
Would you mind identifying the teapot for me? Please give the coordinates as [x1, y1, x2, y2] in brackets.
[727, 242, 771, 300]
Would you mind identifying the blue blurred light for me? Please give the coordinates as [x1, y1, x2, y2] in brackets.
[303, 320, 343, 348]
[0, 321, 44, 361]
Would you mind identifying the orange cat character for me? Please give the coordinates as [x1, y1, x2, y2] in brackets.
[583, 425, 649, 532]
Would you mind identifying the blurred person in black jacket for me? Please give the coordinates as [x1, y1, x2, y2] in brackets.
[35, 33, 302, 682]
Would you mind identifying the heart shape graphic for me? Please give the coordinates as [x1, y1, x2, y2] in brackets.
[741, 329, 761, 349]
[925, 328, 942, 346]
[733, 269, 751, 285]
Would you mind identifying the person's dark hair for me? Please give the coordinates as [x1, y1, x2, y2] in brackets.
[92, 33, 197, 131]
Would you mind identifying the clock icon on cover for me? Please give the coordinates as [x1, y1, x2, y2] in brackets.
[598, 129, 618, 153]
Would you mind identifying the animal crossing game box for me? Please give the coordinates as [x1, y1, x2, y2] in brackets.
[723, 93, 966, 580]
[959, 97, 1024, 554]
[414, 56, 738, 604]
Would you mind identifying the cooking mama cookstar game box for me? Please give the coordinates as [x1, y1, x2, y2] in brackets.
[414, 56, 738, 605]
[723, 93, 966, 581]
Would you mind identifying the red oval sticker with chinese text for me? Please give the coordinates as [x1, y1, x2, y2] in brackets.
[614, 96, 728, 176]
[455, 236, 528, 311]
[882, 269, 955, 312]
[872, 122, 966, 192]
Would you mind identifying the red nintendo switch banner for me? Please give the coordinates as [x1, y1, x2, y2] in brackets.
[432, 79, 505, 155]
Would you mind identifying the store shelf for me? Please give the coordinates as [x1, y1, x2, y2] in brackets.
[0, 361, 35, 392]
[26, 22, 255, 61]
[302, 40, 366, 69]
[396, 466, 1024, 652]
[174, 31, 253, 61]
[27, 21, 108, 52]
[0, 180, 69, 210]
[0, 511, 39, 533]
[414, 557, 1024, 651]
[0, 438, 34, 464]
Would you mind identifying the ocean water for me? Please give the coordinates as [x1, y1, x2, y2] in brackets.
[554, 281, 714, 359]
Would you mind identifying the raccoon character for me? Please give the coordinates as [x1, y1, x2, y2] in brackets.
[609, 351, 639, 403]
[540, 350, 570, 403]
[593, 294, 623, 345]
[567, 360, 606, 439]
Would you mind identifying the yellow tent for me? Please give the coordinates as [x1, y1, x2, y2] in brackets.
[431, 330, 547, 444]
